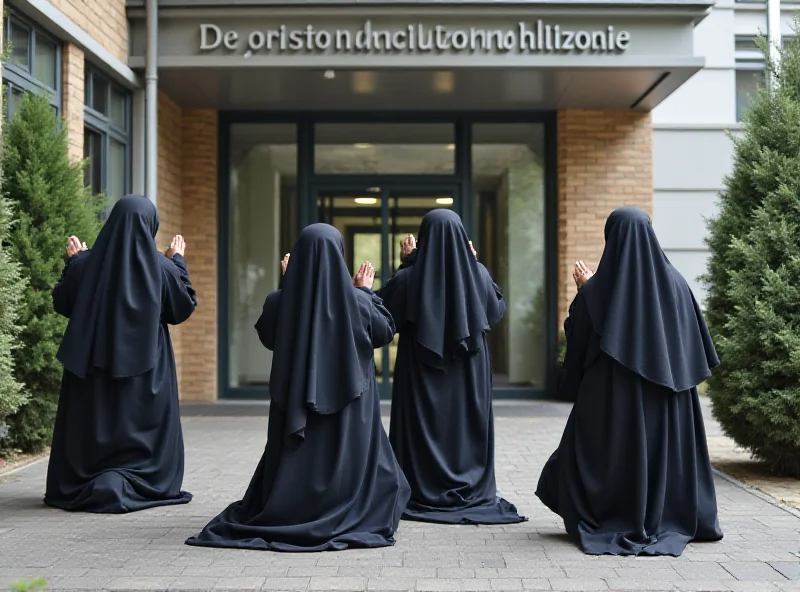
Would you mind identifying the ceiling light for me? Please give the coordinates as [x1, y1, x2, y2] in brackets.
[354, 197, 378, 205]
[352, 71, 376, 94]
[324, 70, 336, 80]
[436, 197, 454, 205]
[447, 144, 455, 151]
[433, 71, 455, 94]
[354, 143, 372, 149]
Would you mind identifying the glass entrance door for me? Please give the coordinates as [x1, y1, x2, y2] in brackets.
[316, 185, 456, 398]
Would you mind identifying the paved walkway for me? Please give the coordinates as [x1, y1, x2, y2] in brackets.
[1, 400, 799, 592]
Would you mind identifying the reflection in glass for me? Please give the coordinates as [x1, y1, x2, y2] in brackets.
[314, 123, 455, 175]
[228, 124, 297, 389]
[473, 123, 547, 388]
[736, 69, 763, 122]
[83, 128, 102, 197]
[110, 90, 127, 130]
[91, 75, 108, 115]
[34, 36, 57, 88]
[107, 139, 126, 211]
[10, 23, 30, 69]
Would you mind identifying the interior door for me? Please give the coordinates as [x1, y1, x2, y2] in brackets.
[316, 185, 456, 399]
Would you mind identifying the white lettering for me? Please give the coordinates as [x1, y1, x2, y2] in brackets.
[198, 22, 633, 55]
[223, 30, 239, 50]
[199, 24, 222, 51]
[616, 30, 631, 50]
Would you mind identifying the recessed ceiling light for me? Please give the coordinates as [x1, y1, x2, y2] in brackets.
[354, 197, 378, 205]
[324, 70, 336, 80]
[436, 197, 454, 205]
[354, 143, 372, 149]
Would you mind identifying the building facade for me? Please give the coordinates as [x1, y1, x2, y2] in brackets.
[0, 0, 789, 402]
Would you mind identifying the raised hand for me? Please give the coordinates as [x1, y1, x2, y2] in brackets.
[281, 253, 290, 276]
[166, 235, 186, 259]
[401, 234, 416, 258]
[66, 236, 87, 259]
[469, 240, 477, 260]
[573, 260, 594, 289]
[354, 261, 376, 290]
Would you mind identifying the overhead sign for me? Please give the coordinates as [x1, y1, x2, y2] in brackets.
[199, 20, 632, 57]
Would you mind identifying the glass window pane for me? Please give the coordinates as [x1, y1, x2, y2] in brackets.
[34, 36, 58, 88]
[91, 74, 108, 115]
[108, 139, 126, 210]
[8, 86, 24, 121]
[314, 123, 454, 174]
[228, 123, 297, 389]
[736, 69, 764, 122]
[472, 123, 547, 388]
[83, 128, 103, 197]
[10, 22, 30, 70]
[110, 89, 127, 129]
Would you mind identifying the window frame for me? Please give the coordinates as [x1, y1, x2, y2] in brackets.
[2, 11, 62, 121]
[83, 65, 132, 213]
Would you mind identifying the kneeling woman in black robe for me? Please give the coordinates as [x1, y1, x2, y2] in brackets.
[45, 195, 197, 513]
[379, 209, 525, 525]
[186, 224, 410, 552]
[536, 206, 723, 556]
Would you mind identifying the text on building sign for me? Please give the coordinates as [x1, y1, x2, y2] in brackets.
[199, 21, 632, 56]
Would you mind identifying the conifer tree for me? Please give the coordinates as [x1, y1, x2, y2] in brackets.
[704, 30, 800, 476]
[0, 94, 102, 453]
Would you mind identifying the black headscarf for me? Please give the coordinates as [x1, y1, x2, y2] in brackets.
[57, 195, 162, 380]
[582, 207, 719, 392]
[406, 209, 489, 367]
[268, 224, 373, 447]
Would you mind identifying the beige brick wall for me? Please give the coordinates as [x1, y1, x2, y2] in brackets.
[62, 44, 84, 163]
[179, 110, 218, 402]
[49, 0, 128, 63]
[557, 109, 653, 329]
[156, 92, 186, 390]
[154, 96, 219, 402]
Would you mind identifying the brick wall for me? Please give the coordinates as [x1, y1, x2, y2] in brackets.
[49, 0, 128, 63]
[61, 44, 84, 163]
[557, 109, 653, 329]
[179, 110, 218, 402]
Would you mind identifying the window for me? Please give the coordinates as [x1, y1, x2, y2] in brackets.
[83, 66, 132, 216]
[2, 12, 61, 121]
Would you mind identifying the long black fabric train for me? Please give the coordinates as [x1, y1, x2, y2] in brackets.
[186, 224, 410, 552]
[45, 195, 197, 513]
[379, 209, 525, 525]
[536, 206, 723, 556]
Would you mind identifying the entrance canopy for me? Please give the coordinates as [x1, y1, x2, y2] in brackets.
[127, 3, 712, 111]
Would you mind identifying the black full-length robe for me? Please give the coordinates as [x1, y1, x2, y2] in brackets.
[536, 206, 723, 556]
[186, 224, 410, 552]
[45, 195, 197, 514]
[380, 209, 525, 525]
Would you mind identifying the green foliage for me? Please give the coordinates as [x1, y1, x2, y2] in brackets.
[0, 197, 27, 432]
[0, 94, 102, 454]
[704, 28, 800, 476]
[10, 577, 47, 592]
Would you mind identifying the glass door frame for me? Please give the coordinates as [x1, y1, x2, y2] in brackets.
[313, 181, 461, 399]
[217, 111, 559, 401]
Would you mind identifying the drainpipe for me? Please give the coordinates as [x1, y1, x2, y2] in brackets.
[767, 0, 781, 82]
[145, 0, 158, 204]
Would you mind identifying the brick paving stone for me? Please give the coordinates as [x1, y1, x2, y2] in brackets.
[0, 404, 799, 592]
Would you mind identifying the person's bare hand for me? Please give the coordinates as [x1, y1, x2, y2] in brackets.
[165, 235, 186, 258]
[401, 234, 416, 257]
[66, 236, 87, 259]
[469, 240, 477, 260]
[573, 260, 594, 289]
[354, 261, 376, 290]
[281, 253, 290, 275]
